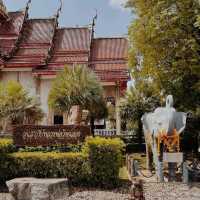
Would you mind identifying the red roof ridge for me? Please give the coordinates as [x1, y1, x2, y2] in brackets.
[94, 37, 128, 40]
[28, 18, 55, 21]
[8, 10, 25, 14]
[58, 26, 90, 30]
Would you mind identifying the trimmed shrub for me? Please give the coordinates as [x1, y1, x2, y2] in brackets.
[83, 137, 125, 187]
[0, 152, 89, 184]
[0, 137, 125, 188]
[0, 153, 15, 183]
[0, 139, 15, 153]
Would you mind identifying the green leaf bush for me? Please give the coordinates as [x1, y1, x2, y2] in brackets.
[0, 152, 89, 184]
[0, 137, 125, 187]
[83, 137, 125, 187]
[0, 139, 16, 153]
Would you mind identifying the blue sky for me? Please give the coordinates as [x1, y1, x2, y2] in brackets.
[4, 0, 133, 37]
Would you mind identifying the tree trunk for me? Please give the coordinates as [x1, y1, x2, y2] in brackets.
[138, 118, 143, 150]
[75, 106, 82, 125]
[90, 116, 95, 137]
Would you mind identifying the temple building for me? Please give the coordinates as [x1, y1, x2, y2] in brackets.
[0, 0, 129, 133]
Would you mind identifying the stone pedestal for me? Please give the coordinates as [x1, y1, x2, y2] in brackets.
[6, 178, 69, 200]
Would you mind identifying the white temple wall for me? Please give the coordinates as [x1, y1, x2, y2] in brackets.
[18, 71, 37, 96]
[1, 71, 18, 82]
[0, 71, 37, 96]
[39, 78, 53, 125]
[103, 85, 117, 99]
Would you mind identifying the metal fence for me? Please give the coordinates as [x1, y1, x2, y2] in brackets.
[94, 129, 117, 137]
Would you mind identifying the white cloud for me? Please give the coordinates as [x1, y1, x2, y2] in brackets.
[109, 0, 128, 11]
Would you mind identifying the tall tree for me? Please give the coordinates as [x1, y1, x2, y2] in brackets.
[127, 0, 200, 113]
[120, 85, 160, 145]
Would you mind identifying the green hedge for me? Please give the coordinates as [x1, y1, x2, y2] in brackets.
[0, 152, 89, 184]
[0, 139, 15, 153]
[0, 139, 82, 153]
[83, 137, 125, 187]
[0, 137, 125, 187]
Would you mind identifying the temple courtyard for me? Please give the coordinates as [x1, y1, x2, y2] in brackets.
[0, 0, 200, 200]
[1, 183, 200, 200]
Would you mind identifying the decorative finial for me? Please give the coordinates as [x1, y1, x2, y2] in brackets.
[56, 0, 63, 19]
[92, 9, 98, 27]
[27, 0, 31, 5]
[24, 0, 31, 20]
[26, 0, 31, 10]
[91, 9, 98, 38]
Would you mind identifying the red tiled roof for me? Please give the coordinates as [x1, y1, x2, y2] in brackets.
[94, 63, 127, 71]
[91, 38, 129, 81]
[6, 18, 55, 68]
[91, 38, 128, 61]
[0, 4, 129, 83]
[48, 28, 91, 68]
[0, 11, 25, 56]
[0, 58, 3, 65]
[95, 70, 129, 82]
[54, 28, 91, 51]
[33, 70, 56, 76]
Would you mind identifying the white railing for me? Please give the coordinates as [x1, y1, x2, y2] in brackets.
[94, 129, 117, 137]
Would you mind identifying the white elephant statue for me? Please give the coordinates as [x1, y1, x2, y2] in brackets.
[141, 95, 187, 181]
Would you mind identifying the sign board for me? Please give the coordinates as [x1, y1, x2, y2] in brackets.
[163, 152, 183, 163]
[13, 125, 91, 147]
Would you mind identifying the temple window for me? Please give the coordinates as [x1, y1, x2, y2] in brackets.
[54, 115, 63, 125]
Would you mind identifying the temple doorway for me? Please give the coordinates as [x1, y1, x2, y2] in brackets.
[54, 115, 63, 125]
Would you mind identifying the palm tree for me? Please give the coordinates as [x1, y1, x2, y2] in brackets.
[48, 65, 107, 133]
[0, 81, 43, 133]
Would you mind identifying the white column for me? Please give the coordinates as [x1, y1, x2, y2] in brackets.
[115, 82, 121, 135]
[63, 112, 69, 125]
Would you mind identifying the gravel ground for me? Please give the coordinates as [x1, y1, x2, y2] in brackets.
[144, 183, 200, 200]
[0, 193, 12, 200]
[67, 191, 129, 200]
[0, 191, 129, 200]
[1, 183, 200, 200]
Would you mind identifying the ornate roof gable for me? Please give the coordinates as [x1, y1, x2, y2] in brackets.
[0, 0, 31, 59]
[6, 18, 56, 68]
[90, 38, 129, 82]
[47, 27, 91, 69]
